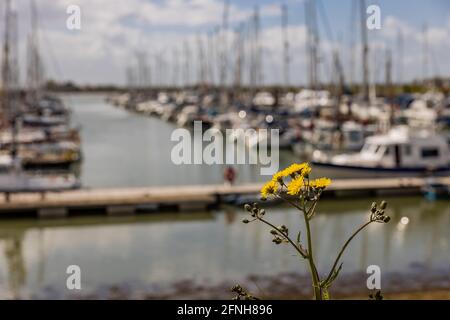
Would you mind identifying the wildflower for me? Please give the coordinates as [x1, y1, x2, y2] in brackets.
[271, 171, 285, 184]
[283, 163, 302, 177]
[287, 176, 304, 196]
[310, 177, 332, 189]
[261, 180, 279, 199]
[301, 163, 312, 177]
[283, 163, 312, 178]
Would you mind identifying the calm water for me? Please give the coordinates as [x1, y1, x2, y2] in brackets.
[0, 93, 448, 299]
[69, 93, 298, 188]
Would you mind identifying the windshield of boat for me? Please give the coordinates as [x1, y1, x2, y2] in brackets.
[361, 143, 386, 157]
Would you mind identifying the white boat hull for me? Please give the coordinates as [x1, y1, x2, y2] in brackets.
[312, 162, 450, 179]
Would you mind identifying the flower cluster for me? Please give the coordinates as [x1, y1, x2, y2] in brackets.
[260, 163, 331, 200]
[243, 203, 265, 223]
[370, 201, 391, 223]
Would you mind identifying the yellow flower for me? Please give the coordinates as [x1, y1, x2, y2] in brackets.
[271, 171, 285, 184]
[283, 163, 311, 178]
[301, 163, 312, 176]
[287, 176, 304, 196]
[261, 180, 279, 199]
[310, 177, 332, 189]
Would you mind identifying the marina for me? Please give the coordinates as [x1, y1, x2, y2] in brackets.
[0, 0, 448, 302]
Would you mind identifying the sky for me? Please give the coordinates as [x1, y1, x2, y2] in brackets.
[1, 0, 450, 86]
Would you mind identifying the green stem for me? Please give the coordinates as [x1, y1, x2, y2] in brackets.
[303, 209, 322, 300]
[278, 192, 323, 299]
[258, 217, 308, 258]
[324, 220, 373, 284]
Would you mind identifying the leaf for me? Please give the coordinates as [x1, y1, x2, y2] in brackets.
[330, 263, 343, 283]
[323, 262, 344, 289]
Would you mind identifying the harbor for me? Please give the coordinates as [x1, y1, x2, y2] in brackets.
[0, 0, 449, 302]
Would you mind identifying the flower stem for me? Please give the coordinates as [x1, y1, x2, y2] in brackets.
[324, 220, 373, 284]
[304, 210, 322, 300]
[258, 217, 308, 258]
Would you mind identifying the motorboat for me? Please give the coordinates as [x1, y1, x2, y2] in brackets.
[312, 126, 450, 177]
[0, 170, 80, 192]
[18, 141, 81, 169]
[304, 120, 376, 153]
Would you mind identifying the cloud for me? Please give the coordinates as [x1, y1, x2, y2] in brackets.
[4, 0, 450, 85]
[382, 16, 415, 39]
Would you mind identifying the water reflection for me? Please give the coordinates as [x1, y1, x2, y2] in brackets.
[3, 236, 26, 298]
[0, 197, 447, 298]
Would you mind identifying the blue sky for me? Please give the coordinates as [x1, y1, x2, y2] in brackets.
[242, 0, 447, 25]
[3, 0, 450, 85]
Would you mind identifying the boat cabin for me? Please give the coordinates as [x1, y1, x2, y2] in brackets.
[360, 126, 450, 169]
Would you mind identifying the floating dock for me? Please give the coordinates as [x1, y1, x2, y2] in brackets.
[0, 177, 448, 218]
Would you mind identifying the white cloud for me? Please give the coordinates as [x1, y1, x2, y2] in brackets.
[382, 16, 415, 39]
[4, 1, 449, 85]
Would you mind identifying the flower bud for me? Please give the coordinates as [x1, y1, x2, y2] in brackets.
[244, 204, 251, 212]
[259, 209, 266, 216]
[242, 219, 250, 224]
[231, 284, 243, 293]
[380, 201, 387, 210]
[371, 202, 377, 213]
[272, 237, 282, 245]
[383, 216, 391, 223]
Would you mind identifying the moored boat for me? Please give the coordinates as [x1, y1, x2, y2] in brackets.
[312, 126, 450, 178]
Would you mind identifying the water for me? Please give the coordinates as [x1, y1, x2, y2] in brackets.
[69, 93, 298, 188]
[0, 93, 448, 299]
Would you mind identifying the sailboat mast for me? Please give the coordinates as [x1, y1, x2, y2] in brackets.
[305, 0, 318, 91]
[1, 0, 12, 126]
[172, 47, 179, 88]
[254, 6, 262, 87]
[219, 0, 230, 89]
[360, 0, 370, 102]
[281, 3, 290, 87]
[385, 49, 392, 97]
[183, 41, 191, 88]
[396, 30, 403, 86]
[348, 0, 356, 86]
[422, 24, 428, 86]
[197, 34, 206, 86]
[27, 0, 43, 97]
[206, 30, 215, 86]
[233, 24, 244, 89]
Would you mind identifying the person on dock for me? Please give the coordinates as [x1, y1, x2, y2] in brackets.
[224, 166, 237, 186]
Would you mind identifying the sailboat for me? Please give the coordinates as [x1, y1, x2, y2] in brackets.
[0, 0, 80, 192]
